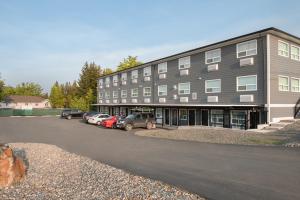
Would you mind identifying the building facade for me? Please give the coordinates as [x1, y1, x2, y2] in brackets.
[95, 28, 300, 129]
[1, 95, 51, 109]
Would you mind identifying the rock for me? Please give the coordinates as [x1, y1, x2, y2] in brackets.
[0, 144, 26, 187]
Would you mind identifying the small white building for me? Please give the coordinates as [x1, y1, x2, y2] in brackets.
[0, 95, 51, 109]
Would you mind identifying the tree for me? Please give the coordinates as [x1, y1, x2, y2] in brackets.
[102, 68, 113, 76]
[116, 56, 143, 71]
[14, 82, 43, 96]
[0, 79, 4, 101]
[61, 81, 78, 108]
[69, 88, 93, 111]
[49, 81, 64, 108]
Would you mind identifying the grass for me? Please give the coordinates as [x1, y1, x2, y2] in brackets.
[245, 137, 286, 145]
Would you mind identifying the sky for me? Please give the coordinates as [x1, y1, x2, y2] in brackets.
[0, 0, 300, 93]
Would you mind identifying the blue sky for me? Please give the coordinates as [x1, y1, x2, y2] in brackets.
[0, 0, 299, 92]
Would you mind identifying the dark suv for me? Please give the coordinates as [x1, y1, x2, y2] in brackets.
[61, 109, 84, 120]
[118, 112, 156, 131]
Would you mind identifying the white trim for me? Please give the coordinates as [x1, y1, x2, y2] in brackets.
[291, 45, 300, 61]
[131, 70, 138, 79]
[236, 75, 257, 91]
[178, 56, 191, 69]
[143, 66, 151, 77]
[143, 87, 151, 97]
[278, 75, 289, 92]
[291, 77, 300, 92]
[267, 34, 271, 123]
[278, 40, 289, 57]
[205, 79, 221, 93]
[93, 103, 260, 107]
[157, 62, 167, 74]
[131, 88, 138, 97]
[205, 48, 221, 64]
[158, 85, 167, 96]
[236, 39, 257, 58]
[121, 90, 127, 98]
[265, 104, 295, 107]
[178, 82, 190, 95]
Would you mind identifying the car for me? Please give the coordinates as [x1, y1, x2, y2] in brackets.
[62, 109, 84, 120]
[118, 112, 156, 131]
[87, 114, 110, 125]
[82, 111, 100, 122]
[100, 116, 118, 128]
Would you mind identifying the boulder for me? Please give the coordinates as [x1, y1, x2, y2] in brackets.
[0, 144, 26, 187]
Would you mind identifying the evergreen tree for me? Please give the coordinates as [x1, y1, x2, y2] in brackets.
[14, 82, 43, 96]
[49, 81, 64, 108]
[0, 79, 4, 101]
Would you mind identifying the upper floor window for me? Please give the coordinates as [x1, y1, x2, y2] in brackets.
[131, 88, 138, 97]
[144, 67, 151, 76]
[205, 79, 221, 93]
[278, 76, 289, 91]
[113, 75, 118, 83]
[178, 82, 190, 94]
[113, 91, 118, 98]
[105, 77, 110, 84]
[291, 78, 300, 92]
[99, 79, 103, 86]
[121, 90, 127, 98]
[158, 62, 167, 73]
[131, 70, 138, 79]
[99, 92, 103, 99]
[178, 56, 190, 69]
[121, 73, 127, 81]
[143, 87, 151, 96]
[278, 41, 289, 57]
[205, 49, 221, 64]
[105, 91, 110, 99]
[237, 75, 257, 91]
[291, 45, 300, 61]
[237, 40, 257, 58]
[158, 85, 167, 96]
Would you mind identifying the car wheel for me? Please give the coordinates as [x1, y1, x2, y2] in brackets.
[67, 115, 72, 120]
[97, 121, 101, 126]
[112, 123, 117, 129]
[124, 124, 133, 131]
[146, 122, 153, 129]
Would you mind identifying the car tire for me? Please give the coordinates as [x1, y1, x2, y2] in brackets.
[112, 123, 117, 129]
[146, 122, 153, 129]
[124, 124, 133, 131]
[67, 115, 72, 120]
[97, 121, 101, 126]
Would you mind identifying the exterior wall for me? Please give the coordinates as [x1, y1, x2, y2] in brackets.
[269, 34, 300, 121]
[0, 100, 50, 109]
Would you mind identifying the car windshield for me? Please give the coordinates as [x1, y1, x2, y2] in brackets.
[126, 114, 135, 119]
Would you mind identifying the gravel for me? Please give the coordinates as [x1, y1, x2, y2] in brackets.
[0, 143, 203, 200]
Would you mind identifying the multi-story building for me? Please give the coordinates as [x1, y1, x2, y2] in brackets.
[95, 27, 300, 129]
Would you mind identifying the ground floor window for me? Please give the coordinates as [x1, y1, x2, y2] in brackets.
[156, 108, 163, 124]
[179, 109, 188, 120]
[211, 110, 223, 127]
[231, 110, 246, 129]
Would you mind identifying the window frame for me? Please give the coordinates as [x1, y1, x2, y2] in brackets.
[143, 66, 151, 77]
[131, 70, 138, 79]
[236, 39, 257, 58]
[143, 87, 151, 97]
[158, 85, 167, 96]
[205, 49, 221, 64]
[205, 79, 221, 93]
[131, 88, 139, 97]
[105, 77, 110, 84]
[113, 91, 118, 99]
[157, 62, 167, 74]
[278, 75, 289, 92]
[113, 75, 118, 83]
[278, 40, 289, 57]
[291, 77, 300, 92]
[236, 75, 257, 92]
[121, 73, 127, 81]
[178, 82, 191, 95]
[178, 56, 191, 69]
[121, 90, 127, 98]
[99, 92, 103, 99]
[105, 91, 110, 99]
[291, 45, 300, 61]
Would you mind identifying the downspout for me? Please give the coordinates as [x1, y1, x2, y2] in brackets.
[266, 34, 271, 123]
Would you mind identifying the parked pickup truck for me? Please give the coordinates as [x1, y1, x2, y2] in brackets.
[61, 109, 84, 120]
[117, 112, 156, 131]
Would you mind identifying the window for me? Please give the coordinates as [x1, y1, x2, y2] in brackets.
[158, 62, 167, 73]
[178, 82, 190, 94]
[99, 92, 103, 99]
[143, 87, 151, 96]
[237, 75, 257, 91]
[131, 88, 138, 97]
[291, 45, 300, 61]
[278, 41, 289, 57]
[113, 91, 118, 98]
[121, 73, 127, 81]
[179, 109, 188, 120]
[278, 76, 289, 91]
[211, 110, 224, 127]
[121, 90, 127, 98]
[205, 79, 221, 93]
[237, 40, 257, 58]
[105, 77, 110, 84]
[99, 79, 103, 86]
[231, 110, 246, 129]
[158, 85, 167, 96]
[113, 75, 118, 83]
[291, 78, 300, 92]
[105, 91, 110, 99]
[131, 70, 138, 79]
[205, 49, 221, 64]
[144, 67, 151, 76]
[178, 56, 190, 69]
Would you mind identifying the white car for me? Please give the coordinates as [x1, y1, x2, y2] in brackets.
[88, 114, 110, 125]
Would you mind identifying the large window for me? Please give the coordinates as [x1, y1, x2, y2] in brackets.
[158, 62, 167, 73]
[131, 70, 138, 79]
[105, 91, 110, 99]
[144, 67, 151, 76]
[99, 79, 103, 86]
[131, 88, 138, 97]
[121, 90, 127, 98]
[113, 75, 118, 83]
[211, 110, 223, 127]
[99, 92, 103, 99]
[291, 78, 300, 92]
[278, 41, 289, 57]
[205, 79, 221, 93]
[158, 85, 167, 96]
[113, 91, 118, 98]
[237, 40, 257, 58]
[205, 49, 221, 64]
[237, 75, 257, 91]
[278, 76, 289, 91]
[178, 82, 190, 94]
[105, 77, 110, 84]
[178, 56, 190, 69]
[291, 45, 300, 61]
[231, 110, 246, 129]
[121, 73, 127, 80]
[143, 87, 151, 96]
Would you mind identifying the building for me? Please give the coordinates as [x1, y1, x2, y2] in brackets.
[94, 27, 300, 129]
[0, 95, 51, 109]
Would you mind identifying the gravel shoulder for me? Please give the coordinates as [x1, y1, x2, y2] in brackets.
[135, 121, 300, 146]
[0, 143, 203, 200]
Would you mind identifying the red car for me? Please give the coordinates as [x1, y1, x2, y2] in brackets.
[101, 116, 118, 128]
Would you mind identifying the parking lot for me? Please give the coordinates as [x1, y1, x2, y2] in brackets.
[1, 117, 300, 200]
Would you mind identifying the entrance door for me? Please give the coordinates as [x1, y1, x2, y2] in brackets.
[171, 109, 178, 126]
[250, 111, 259, 129]
[164, 109, 170, 125]
[188, 110, 196, 125]
[201, 110, 209, 126]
